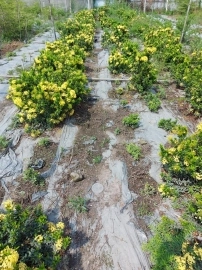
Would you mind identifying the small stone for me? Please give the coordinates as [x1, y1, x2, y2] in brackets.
[83, 139, 95, 145]
[106, 120, 114, 128]
[139, 139, 147, 145]
[30, 158, 45, 169]
[92, 182, 104, 195]
[70, 172, 84, 182]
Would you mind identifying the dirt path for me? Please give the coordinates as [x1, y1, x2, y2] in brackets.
[65, 31, 151, 270]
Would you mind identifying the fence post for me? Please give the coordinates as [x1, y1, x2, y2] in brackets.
[180, 0, 192, 43]
[48, 0, 57, 41]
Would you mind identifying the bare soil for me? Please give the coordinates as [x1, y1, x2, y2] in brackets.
[0, 41, 24, 58]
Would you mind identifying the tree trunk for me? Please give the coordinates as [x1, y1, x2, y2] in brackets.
[165, 0, 169, 12]
[143, 0, 147, 13]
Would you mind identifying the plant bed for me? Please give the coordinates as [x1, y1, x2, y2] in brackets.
[29, 140, 58, 174]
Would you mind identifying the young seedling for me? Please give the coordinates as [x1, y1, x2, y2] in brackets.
[120, 99, 128, 106]
[126, 143, 141, 160]
[92, 155, 102, 164]
[141, 182, 156, 196]
[116, 87, 124, 95]
[68, 196, 88, 213]
[38, 137, 51, 147]
[145, 93, 161, 112]
[122, 113, 140, 129]
[101, 138, 110, 147]
[158, 118, 177, 132]
[0, 136, 9, 150]
[23, 168, 44, 185]
[114, 128, 121, 135]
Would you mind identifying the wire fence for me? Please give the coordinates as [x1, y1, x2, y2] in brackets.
[35, 0, 93, 11]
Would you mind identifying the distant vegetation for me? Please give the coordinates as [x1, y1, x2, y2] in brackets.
[0, 0, 67, 41]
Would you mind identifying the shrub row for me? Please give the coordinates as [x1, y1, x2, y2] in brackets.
[7, 10, 95, 136]
[144, 27, 202, 115]
[98, 6, 157, 93]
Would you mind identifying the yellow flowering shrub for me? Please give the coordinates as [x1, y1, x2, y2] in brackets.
[57, 9, 95, 51]
[0, 201, 70, 269]
[102, 24, 129, 47]
[7, 10, 95, 135]
[144, 27, 181, 63]
[144, 26, 202, 115]
[160, 123, 202, 182]
[188, 190, 202, 224]
[174, 240, 202, 270]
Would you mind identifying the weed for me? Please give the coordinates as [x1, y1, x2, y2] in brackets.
[90, 136, 97, 141]
[23, 168, 44, 185]
[126, 143, 141, 160]
[15, 65, 25, 74]
[60, 147, 66, 156]
[157, 86, 166, 99]
[120, 99, 128, 106]
[101, 138, 110, 147]
[6, 51, 17, 58]
[7, 69, 14, 75]
[137, 202, 151, 217]
[122, 113, 140, 129]
[9, 115, 22, 129]
[68, 196, 88, 213]
[141, 182, 156, 196]
[114, 80, 121, 86]
[145, 93, 161, 112]
[92, 155, 102, 164]
[158, 118, 177, 132]
[0, 136, 9, 150]
[114, 127, 121, 135]
[38, 137, 51, 147]
[115, 87, 124, 95]
[101, 251, 114, 268]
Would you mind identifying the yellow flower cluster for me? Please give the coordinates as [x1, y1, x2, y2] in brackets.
[56, 222, 65, 230]
[161, 158, 168, 165]
[0, 213, 6, 221]
[0, 246, 19, 270]
[196, 122, 202, 132]
[174, 241, 202, 270]
[145, 47, 156, 54]
[48, 222, 56, 232]
[140, 56, 148, 62]
[54, 239, 63, 252]
[18, 262, 27, 270]
[116, 25, 128, 32]
[2, 200, 15, 211]
[158, 184, 166, 194]
[194, 172, 202, 180]
[34, 235, 43, 242]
